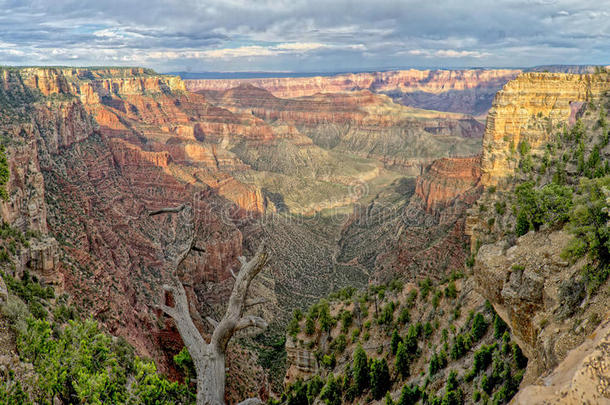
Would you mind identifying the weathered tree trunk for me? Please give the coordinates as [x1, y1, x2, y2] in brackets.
[151, 204, 268, 405]
[196, 347, 225, 405]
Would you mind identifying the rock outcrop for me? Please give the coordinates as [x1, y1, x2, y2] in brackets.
[468, 71, 610, 403]
[481, 72, 610, 186]
[473, 230, 608, 383]
[512, 320, 610, 404]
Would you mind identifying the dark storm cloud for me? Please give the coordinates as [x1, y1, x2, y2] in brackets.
[0, 0, 608, 71]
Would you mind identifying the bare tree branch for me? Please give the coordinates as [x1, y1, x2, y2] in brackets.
[205, 316, 219, 328]
[236, 315, 268, 331]
[244, 297, 268, 308]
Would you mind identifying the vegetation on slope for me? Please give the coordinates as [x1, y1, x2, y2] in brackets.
[475, 100, 609, 292]
[0, 225, 194, 404]
[278, 272, 527, 405]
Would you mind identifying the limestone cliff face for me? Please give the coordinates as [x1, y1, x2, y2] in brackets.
[512, 320, 610, 405]
[19, 67, 185, 101]
[481, 72, 610, 186]
[186, 69, 521, 115]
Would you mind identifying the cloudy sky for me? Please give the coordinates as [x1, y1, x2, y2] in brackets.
[0, 0, 609, 73]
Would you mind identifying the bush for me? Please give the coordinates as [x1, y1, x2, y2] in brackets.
[512, 343, 528, 369]
[0, 145, 9, 201]
[369, 358, 391, 400]
[518, 139, 530, 156]
[378, 302, 395, 326]
[390, 329, 402, 355]
[424, 322, 434, 339]
[318, 300, 333, 332]
[353, 345, 369, 394]
[319, 374, 342, 405]
[305, 317, 315, 335]
[493, 314, 508, 339]
[514, 181, 573, 235]
[307, 375, 324, 403]
[481, 374, 493, 395]
[286, 380, 308, 405]
[432, 291, 442, 309]
[562, 177, 609, 279]
[473, 345, 493, 374]
[405, 290, 418, 308]
[450, 334, 468, 360]
[403, 325, 419, 355]
[445, 281, 457, 299]
[287, 309, 302, 337]
[331, 334, 347, 355]
[397, 384, 420, 405]
[14, 316, 193, 404]
[397, 307, 410, 325]
[395, 342, 410, 379]
[471, 313, 489, 341]
[340, 310, 353, 333]
[321, 354, 336, 369]
[419, 278, 433, 300]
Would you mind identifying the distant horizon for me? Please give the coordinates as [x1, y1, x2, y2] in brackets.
[166, 64, 608, 79]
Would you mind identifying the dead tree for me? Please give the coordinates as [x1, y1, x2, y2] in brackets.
[150, 204, 269, 405]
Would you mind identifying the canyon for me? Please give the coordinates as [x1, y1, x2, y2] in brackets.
[0, 65, 489, 398]
[0, 65, 607, 404]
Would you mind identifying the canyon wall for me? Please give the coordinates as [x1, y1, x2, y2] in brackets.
[205, 84, 483, 178]
[186, 69, 520, 97]
[481, 72, 610, 186]
[185, 69, 521, 116]
[415, 156, 481, 212]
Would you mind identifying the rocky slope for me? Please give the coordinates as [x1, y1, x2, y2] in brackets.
[186, 69, 522, 116]
[283, 274, 529, 404]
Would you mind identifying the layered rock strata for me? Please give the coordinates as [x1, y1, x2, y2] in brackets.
[481, 72, 610, 186]
[186, 69, 521, 116]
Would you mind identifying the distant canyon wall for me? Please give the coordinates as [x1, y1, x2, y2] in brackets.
[185, 69, 522, 116]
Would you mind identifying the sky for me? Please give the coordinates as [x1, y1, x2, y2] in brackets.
[0, 0, 609, 73]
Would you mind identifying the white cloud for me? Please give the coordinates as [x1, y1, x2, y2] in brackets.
[408, 48, 490, 58]
[198, 42, 326, 59]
